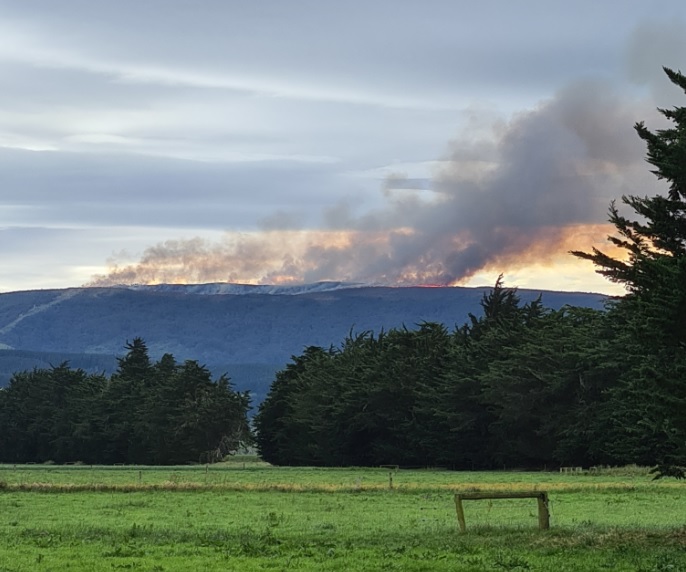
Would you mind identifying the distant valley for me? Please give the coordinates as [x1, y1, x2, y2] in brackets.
[0, 282, 608, 405]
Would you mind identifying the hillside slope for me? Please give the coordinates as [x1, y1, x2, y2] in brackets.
[0, 283, 608, 400]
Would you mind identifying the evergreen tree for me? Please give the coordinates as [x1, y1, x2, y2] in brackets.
[102, 338, 154, 463]
[254, 346, 332, 465]
[116, 338, 153, 380]
[0, 365, 106, 463]
[0, 341, 252, 465]
[573, 66, 686, 477]
[423, 326, 493, 469]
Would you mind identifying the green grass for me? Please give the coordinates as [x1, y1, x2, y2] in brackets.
[0, 464, 685, 571]
[0, 461, 662, 490]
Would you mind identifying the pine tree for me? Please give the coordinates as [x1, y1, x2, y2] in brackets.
[573, 66, 686, 477]
[573, 67, 686, 291]
[254, 346, 331, 465]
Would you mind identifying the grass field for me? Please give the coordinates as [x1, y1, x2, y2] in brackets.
[0, 461, 685, 571]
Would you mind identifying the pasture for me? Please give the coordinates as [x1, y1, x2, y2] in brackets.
[0, 462, 684, 571]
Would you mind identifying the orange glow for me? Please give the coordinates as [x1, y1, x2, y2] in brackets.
[91, 223, 628, 295]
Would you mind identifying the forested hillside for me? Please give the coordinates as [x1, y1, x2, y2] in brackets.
[0, 284, 605, 362]
[0, 283, 605, 404]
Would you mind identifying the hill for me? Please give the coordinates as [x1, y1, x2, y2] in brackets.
[0, 282, 608, 403]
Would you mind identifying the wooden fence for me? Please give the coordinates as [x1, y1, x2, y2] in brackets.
[454, 490, 550, 532]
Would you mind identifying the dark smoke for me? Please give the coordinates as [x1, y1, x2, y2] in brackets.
[92, 79, 662, 288]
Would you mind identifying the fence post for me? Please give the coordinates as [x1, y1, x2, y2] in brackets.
[537, 493, 550, 530]
[454, 494, 466, 532]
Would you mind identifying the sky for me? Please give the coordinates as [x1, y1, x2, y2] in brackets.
[2, 1, 686, 294]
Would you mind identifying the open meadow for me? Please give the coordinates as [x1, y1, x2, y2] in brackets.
[0, 461, 685, 571]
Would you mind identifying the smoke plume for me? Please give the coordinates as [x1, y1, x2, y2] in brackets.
[92, 79, 658, 288]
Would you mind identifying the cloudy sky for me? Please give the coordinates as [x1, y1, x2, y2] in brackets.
[1, 1, 686, 294]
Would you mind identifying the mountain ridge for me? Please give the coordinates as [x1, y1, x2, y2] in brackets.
[0, 282, 609, 402]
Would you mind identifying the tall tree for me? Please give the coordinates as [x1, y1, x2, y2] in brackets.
[0, 341, 253, 465]
[573, 66, 686, 477]
[254, 346, 333, 465]
[0, 365, 106, 463]
[102, 338, 154, 463]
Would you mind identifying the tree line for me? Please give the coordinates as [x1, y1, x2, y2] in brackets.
[254, 288, 619, 469]
[0, 67, 683, 472]
[0, 338, 252, 465]
[255, 67, 686, 475]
